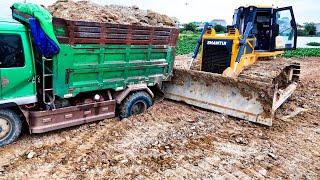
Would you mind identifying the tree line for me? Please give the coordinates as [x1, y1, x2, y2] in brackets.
[298, 23, 318, 36]
[182, 23, 226, 33]
[182, 22, 319, 37]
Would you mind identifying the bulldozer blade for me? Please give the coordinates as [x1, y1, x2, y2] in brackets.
[163, 66, 300, 126]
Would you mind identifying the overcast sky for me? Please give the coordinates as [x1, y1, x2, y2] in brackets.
[2, 0, 319, 25]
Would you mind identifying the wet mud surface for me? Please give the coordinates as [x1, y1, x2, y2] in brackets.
[0, 57, 319, 179]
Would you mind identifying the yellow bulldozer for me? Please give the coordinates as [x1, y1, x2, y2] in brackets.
[164, 6, 300, 126]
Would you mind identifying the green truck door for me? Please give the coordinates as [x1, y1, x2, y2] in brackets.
[0, 32, 37, 105]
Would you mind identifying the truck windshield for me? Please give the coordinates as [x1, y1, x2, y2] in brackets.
[0, 34, 25, 68]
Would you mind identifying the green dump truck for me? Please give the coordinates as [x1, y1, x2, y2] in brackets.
[0, 9, 179, 146]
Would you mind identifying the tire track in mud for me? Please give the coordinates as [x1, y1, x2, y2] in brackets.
[79, 103, 224, 178]
[260, 59, 320, 179]
[1, 58, 320, 179]
[47, 120, 133, 178]
[1, 125, 95, 178]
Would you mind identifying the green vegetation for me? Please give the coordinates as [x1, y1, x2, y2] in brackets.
[214, 25, 226, 33]
[176, 29, 227, 55]
[297, 29, 308, 36]
[298, 23, 318, 36]
[304, 23, 317, 36]
[306, 42, 320, 46]
[176, 32, 320, 58]
[176, 33, 199, 55]
[183, 23, 198, 33]
[284, 48, 320, 58]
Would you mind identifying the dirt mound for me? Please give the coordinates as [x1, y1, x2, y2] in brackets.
[48, 0, 176, 27]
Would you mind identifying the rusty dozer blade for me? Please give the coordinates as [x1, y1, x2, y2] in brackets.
[163, 60, 300, 126]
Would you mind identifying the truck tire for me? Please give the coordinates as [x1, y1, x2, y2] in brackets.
[119, 91, 153, 119]
[0, 109, 22, 147]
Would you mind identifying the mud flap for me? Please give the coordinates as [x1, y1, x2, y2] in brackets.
[163, 68, 298, 126]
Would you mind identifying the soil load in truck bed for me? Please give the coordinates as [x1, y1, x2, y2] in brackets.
[13, 8, 179, 46]
[48, 0, 176, 27]
[47, 0, 179, 45]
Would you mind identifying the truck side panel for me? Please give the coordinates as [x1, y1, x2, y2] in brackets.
[53, 44, 175, 98]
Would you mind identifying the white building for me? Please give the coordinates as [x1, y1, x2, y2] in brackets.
[315, 23, 320, 33]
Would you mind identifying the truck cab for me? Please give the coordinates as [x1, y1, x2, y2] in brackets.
[0, 18, 37, 106]
[0, 18, 38, 146]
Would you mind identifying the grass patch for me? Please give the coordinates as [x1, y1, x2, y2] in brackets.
[176, 33, 320, 58]
[306, 42, 320, 46]
[284, 48, 320, 58]
[176, 33, 199, 55]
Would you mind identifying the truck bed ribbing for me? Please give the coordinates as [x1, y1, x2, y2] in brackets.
[13, 9, 179, 46]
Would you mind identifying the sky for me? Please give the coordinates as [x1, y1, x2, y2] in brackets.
[2, 0, 319, 25]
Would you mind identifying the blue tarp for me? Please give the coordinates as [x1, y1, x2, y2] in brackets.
[29, 18, 60, 58]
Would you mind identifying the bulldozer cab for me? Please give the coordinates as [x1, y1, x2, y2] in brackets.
[232, 6, 297, 51]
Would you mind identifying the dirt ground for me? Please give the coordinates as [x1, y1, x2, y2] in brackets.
[0, 57, 319, 179]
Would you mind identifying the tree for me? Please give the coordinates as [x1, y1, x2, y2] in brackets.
[214, 24, 226, 33]
[304, 23, 317, 36]
[184, 23, 197, 32]
[297, 29, 307, 36]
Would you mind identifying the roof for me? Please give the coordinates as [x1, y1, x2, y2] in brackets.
[0, 17, 26, 32]
[240, 5, 273, 9]
[255, 5, 273, 8]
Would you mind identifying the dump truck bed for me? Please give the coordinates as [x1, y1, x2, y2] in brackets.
[51, 18, 178, 98]
[12, 9, 179, 46]
[52, 18, 179, 46]
[12, 9, 179, 99]
[53, 44, 176, 98]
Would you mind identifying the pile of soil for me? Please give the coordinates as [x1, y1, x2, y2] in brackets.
[48, 0, 176, 27]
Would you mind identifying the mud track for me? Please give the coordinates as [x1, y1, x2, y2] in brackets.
[0, 58, 319, 179]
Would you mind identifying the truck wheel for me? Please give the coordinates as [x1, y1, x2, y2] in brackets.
[0, 109, 22, 147]
[119, 91, 153, 119]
